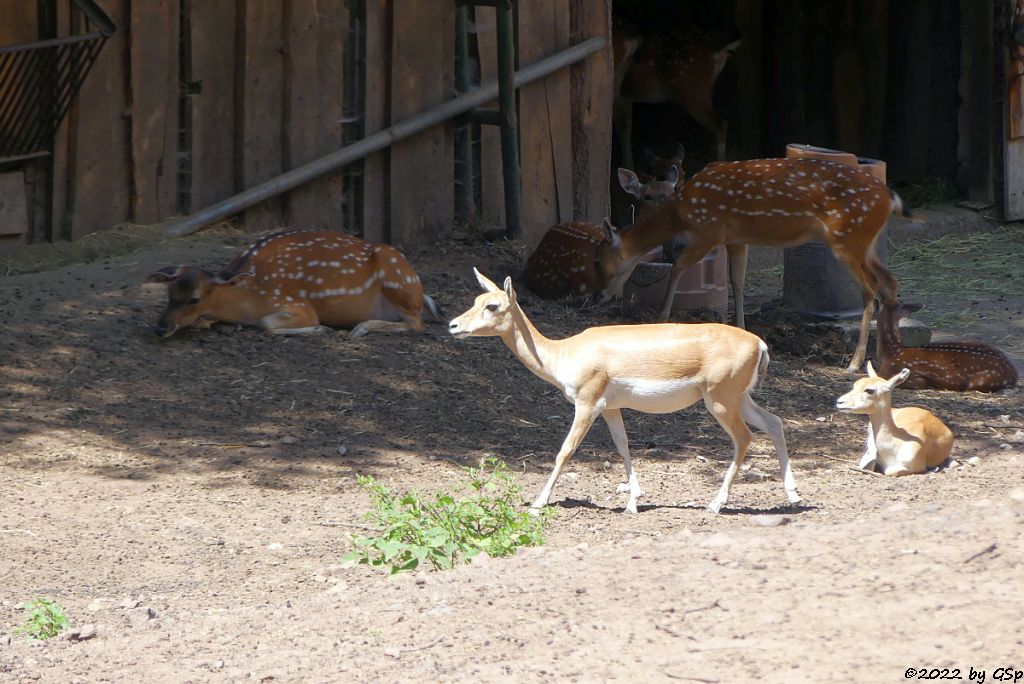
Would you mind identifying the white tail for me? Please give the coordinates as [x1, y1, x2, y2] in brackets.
[876, 301, 1018, 392]
[595, 157, 903, 372]
[836, 361, 955, 476]
[614, 19, 739, 166]
[449, 269, 801, 515]
[147, 228, 438, 338]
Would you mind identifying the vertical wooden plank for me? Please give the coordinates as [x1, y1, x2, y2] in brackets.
[130, 0, 179, 224]
[858, 0, 889, 158]
[283, 0, 347, 229]
[190, 0, 236, 211]
[362, 0, 391, 242]
[389, 0, 454, 246]
[237, 0, 285, 230]
[67, 0, 131, 239]
[475, 6, 505, 228]
[569, 0, 612, 223]
[1004, 0, 1024, 219]
[517, 0, 573, 252]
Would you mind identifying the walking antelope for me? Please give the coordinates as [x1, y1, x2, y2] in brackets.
[594, 157, 910, 372]
[837, 362, 955, 476]
[876, 301, 1018, 392]
[147, 228, 441, 338]
[449, 268, 801, 515]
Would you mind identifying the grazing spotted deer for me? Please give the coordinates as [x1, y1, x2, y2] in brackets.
[876, 301, 1018, 392]
[595, 157, 910, 372]
[449, 269, 801, 515]
[614, 20, 740, 167]
[521, 163, 680, 300]
[147, 228, 441, 338]
[836, 362, 955, 476]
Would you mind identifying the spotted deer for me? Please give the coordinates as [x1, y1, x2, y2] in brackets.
[147, 228, 442, 338]
[521, 163, 680, 300]
[614, 20, 740, 167]
[876, 301, 1018, 392]
[836, 362, 955, 476]
[595, 157, 911, 372]
[449, 269, 801, 515]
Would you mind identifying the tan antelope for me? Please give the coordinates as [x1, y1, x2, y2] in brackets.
[449, 268, 801, 515]
[147, 228, 441, 337]
[614, 20, 740, 167]
[521, 163, 680, 300]
[595, 157, 910, 372]
[876, 301, 1018, 392]
[836, 362, 955, 476]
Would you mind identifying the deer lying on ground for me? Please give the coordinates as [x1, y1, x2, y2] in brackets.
[521, 163, 680, 300]
[876, 301, 1018, 392]
[449, 268, 801, 515]
[594, 157, 911, 372]
[147, 228, 442, 338]
[614, 18, 740, 166]
[836, 361, 954, 476]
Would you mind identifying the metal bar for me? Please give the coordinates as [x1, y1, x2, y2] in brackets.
[495, 0, 521, 238]
[454, 2, 475, 220]
[165, 35, 605, 237]
[0, 32, 106, 53]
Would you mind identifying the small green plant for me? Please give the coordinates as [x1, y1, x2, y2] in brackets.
[15, 598, 69, 640]
[345, 457, 552, 574]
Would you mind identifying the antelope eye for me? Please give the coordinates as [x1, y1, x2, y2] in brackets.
[864, 388, 876, 395]
[485, 303, 499, 312]
[188, 297, 200, 305]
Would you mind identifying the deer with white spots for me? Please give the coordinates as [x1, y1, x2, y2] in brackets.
[449, 268, 801, 515]
[595, 157, 911, 372]
[521, 162, 680, 300]
[836, 362, 955, 476]
[147, 229, 442, 338]
[614, 20, 740, 167]
[876, 301, 1018, 392]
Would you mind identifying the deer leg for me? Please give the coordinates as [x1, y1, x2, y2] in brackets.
[603, 408, 645, 514]
[350, 319, 424, 337]
[350, 289, 428, 337]
[258, 307, 329, 335]
[530, 400, 601, 514]
[703, 394, 752, 514]
[726, 244, 749, 327]
[658, 243, 714, 322]
[679, 94, 728, 161]
[739, 395, 801, 505]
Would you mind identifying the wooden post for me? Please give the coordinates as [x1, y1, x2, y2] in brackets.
[363, 0, 391, 242]
[569, 0, 612, 223]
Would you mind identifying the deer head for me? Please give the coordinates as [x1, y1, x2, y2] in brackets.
[836, 361, 910, 414]
[617, 164, 680, 208]
[448, 268, 520, 338]
[593, 218, 639, 301]
[146, 266, 253, 337]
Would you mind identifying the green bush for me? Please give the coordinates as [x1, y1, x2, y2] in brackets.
[345, 457, 552, 574]
[15, 598, 69, 640]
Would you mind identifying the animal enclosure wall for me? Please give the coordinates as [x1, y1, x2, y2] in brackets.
[1, 0, 613, 253]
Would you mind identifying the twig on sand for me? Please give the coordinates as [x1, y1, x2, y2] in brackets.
[385, 635, 446, 657]
[682, 598, 727, 615]
[963, 542, 998, 564]
[655, 623, 697, 640]
[318, 521, 373, 531]
[664, 673, 719, 683]
[850, 466, 885, 477]
[0, 529, 37, 536]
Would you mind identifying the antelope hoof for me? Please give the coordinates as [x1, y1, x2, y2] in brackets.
[527, 506, 542, 517]
[706, 499, 724, 515]
[787, 491, 803, 505]
[845, 361, 863, 374]
[625, 500, 639, 514]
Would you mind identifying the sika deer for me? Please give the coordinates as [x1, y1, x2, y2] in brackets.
[595, 157, 910, 372]
[614, 21, 740, 166]
[449, 269, 801, 515]
[521, 163, 680, 300]
[147, 228, 442, 337]
[836, 362, 954, 476]
[876, 301, 1018, 392]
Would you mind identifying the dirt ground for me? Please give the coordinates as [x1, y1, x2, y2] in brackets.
[1, 215, 1023, 683]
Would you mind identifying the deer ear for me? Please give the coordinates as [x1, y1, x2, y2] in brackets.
[665, 164, 680, 187]
[865, 360, 878, 378]
[674, 143, 686, 161]
[214, 270, 254, 286]
[502, 276, 518, 303]
[602, 217, 622, 249]
[474, 267, 501, 293]
[889, 368, 911, 388]
[147, 266, 184, 284]
[617, 168, 643, 198]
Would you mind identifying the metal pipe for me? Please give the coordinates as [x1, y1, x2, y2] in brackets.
[166, 35, 605, 237]
[494, 0, 521, 238]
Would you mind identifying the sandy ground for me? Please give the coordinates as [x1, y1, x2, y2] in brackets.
[1, 218, 1022, 683]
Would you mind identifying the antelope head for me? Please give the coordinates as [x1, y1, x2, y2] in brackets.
[836, 361, 910, 414]
[448, 268, 520, 338]
[146, 266, 253, 337]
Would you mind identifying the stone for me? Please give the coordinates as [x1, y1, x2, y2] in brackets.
[126, 607, 156, 628]
[64, 624, 97, 642]
[749, 515, 790, 528]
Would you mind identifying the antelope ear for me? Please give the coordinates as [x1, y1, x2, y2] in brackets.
[617, 168, 643, 198]
[602, 217, 622, 249]
[674, 143, 686, 162]
[502, 276, 518, 303]
[865, 360, 878, 378]
[889, 368, 911, 388]
[665, 164, 680, 187]
[147, 266, 184, 284]
[474, 267, 501, 293]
